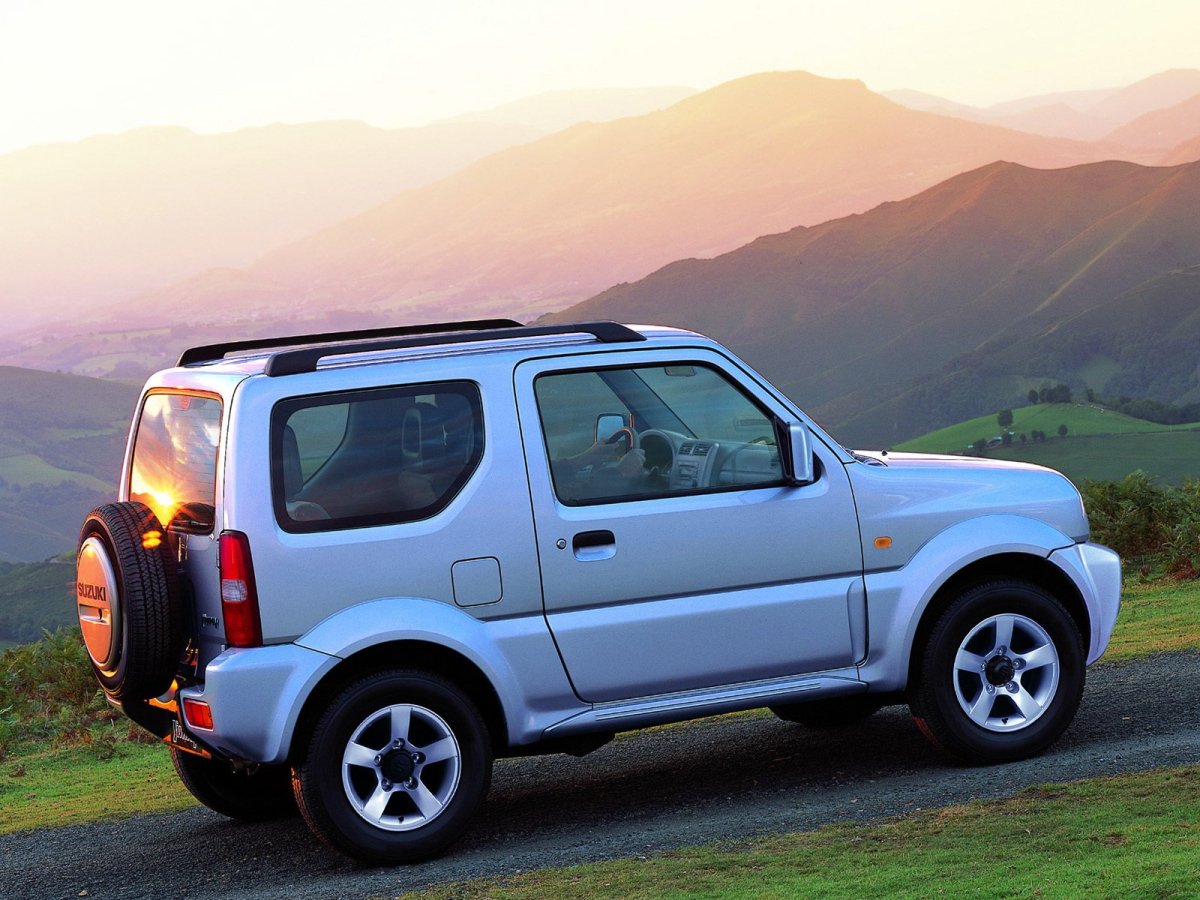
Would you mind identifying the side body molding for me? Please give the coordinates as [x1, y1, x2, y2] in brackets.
[858, 514, 1078, 692]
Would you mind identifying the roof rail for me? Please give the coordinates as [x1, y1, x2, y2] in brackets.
[177, 319, 524, 367]
[263, 321, 647, 377]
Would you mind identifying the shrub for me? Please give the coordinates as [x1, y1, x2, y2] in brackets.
[1083, 474, 1200, 577]
[0, 627, 115, 755]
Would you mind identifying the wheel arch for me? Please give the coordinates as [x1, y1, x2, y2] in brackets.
[905, 553, 1089, 689]
[290, 639, 509, 762]
[857, 514, 1087, 693]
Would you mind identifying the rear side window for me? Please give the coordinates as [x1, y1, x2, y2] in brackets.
[128, 392, 222, 533]
[271, 382, 483, 532]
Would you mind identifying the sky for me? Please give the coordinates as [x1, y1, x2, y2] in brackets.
[2, 0, 1197, 155]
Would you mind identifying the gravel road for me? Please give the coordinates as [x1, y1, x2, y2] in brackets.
[3, 650, 1197, 900]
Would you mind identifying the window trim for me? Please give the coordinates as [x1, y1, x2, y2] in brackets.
[533, 360, 788, 508]
[269, 380, 485, 534]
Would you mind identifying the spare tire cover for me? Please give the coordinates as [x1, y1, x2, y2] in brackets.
[76, 502, 183, 702]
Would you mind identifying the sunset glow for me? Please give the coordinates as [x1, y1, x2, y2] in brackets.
[2, 0, 1197, 154]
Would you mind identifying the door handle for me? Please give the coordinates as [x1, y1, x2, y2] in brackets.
[572, 530, 616, 561]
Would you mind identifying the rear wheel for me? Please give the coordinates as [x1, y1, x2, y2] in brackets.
[292, 670, 492, 864]
[909, 580, 1084, 762]
[170, 748, 296, 820]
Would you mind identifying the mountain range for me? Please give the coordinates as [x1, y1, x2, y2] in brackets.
[0, 120, 538, 330]
[0, 86, 694, 333]
[4, 69, 1153, 369]
[885, 68, 1200, 142]
[549, 158, 1200, 448]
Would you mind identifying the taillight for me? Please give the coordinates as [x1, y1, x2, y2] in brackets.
[219, 530, 262, 647]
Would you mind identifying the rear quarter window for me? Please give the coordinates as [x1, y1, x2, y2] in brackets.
[271, 382, 483, 532]
[128, 392, 222, 533]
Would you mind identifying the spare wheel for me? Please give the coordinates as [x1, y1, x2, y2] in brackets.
[76, 502, 183, 702]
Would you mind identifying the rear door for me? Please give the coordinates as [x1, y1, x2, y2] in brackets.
[516, 348, 864, 703]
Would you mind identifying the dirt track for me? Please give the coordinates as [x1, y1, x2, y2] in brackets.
[2, 650, 1198, 899]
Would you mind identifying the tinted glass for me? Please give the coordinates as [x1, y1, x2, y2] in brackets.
[129, 392, 222, 532]
[535, 364, 782, 504]
[272, 382, 483, 532]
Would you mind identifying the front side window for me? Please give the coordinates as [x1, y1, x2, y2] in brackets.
[129, 392, 222, 532]
[535, 364, 783, 504]
[271, 382, 482, 532]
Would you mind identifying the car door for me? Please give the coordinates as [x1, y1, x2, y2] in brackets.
[515, 348, 864, 703]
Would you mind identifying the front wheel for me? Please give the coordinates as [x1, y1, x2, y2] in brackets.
[909, 580, 1085, 763]
[292, 670, 492, 864]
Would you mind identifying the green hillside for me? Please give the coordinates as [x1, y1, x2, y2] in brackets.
[895, 403, 1199, 453]
[0, 367, 137, 562]
[989, 432, 1200, 486]
[896, 403, 1200, 487]
[0, 555, 75, 644]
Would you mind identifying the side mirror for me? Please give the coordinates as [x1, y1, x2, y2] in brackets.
[595, 413, 630, 443]
[777, 420, 815, 486]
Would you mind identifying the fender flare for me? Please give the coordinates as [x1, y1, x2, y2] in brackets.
[857, 514, 1076, 692]
[294, 596, 572, 746]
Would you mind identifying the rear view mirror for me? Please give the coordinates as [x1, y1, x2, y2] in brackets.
[777, 420, 815, 486]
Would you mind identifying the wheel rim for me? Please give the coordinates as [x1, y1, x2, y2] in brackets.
[952, 613, 1060, 733]
[77, 536, 121, 669]
[341, 704, 462, 832]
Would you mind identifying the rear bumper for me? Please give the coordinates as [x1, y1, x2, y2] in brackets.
[1049, 541, 1122, 665]
[176, 643, 338, 764]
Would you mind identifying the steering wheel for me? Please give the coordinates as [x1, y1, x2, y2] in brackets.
[604, 425, 638, 454]
[638, 429, 676, 479]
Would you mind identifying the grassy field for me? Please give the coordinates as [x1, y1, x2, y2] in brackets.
[988, 431, 1200, 486]
[0, 741, 192, 834]
[893, 403, 1200, 486]
[894, 402, 1199, 454]
[413, 766, 1200, 899]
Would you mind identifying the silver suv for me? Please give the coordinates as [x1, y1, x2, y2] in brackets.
[75, 320, 1121, 862]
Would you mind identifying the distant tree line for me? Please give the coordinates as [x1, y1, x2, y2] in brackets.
[1027, 384, 1072, 404]
[1097, 395, 1200, 426]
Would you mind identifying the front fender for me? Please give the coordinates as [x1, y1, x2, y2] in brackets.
[857, 514, 1075, 692]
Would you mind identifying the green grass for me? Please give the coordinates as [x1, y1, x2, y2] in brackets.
[1107, 578, 1200, 660]
[895, 402, 1200, 454]
[0, 741, 191, 833]
[413, 766, 1200, 899]
[893, 403, 1200, 486]
[988, 432, 1200, 487]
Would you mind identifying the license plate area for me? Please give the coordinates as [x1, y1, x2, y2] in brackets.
[167, 718, 212, 759]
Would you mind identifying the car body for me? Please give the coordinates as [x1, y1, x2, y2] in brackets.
[75, 319, 1120, 862]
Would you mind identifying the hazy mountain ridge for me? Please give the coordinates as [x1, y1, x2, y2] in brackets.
[886, 69, 1200, 141]
[71, 71, 1117, 344]
[0, 119, 543, 331]
[435, 86, 697, 132]
[1103, 92, 1200, 150]
[549, 159, 1200, 447]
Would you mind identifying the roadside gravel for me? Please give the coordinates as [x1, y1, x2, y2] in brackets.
[2, 650, 1197, 900]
